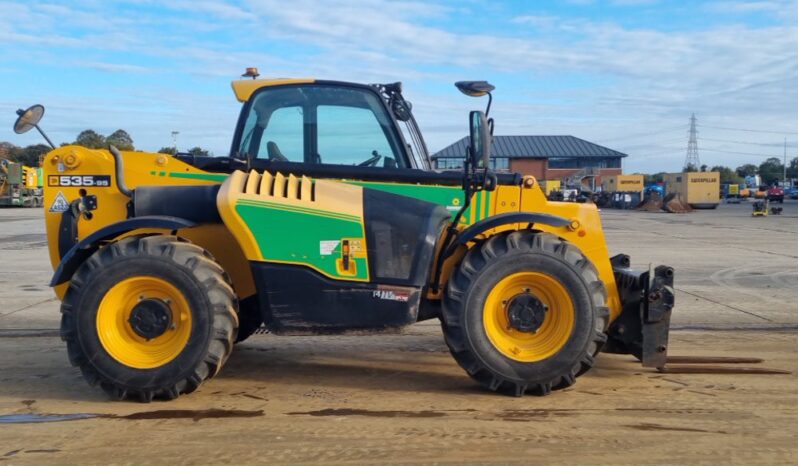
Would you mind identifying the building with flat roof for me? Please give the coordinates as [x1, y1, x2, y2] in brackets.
[432, 135, 627, 183]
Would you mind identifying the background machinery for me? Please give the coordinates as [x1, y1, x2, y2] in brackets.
[14, 74, 674, 401]
[0, 159, 44, 207]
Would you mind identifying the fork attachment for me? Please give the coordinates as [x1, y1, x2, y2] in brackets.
[603, 254, 675, 368]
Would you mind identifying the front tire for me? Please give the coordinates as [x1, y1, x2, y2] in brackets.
[441, 231, 608, 396]
[60, 235, 238, 401]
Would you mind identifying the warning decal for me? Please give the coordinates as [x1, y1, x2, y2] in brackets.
[49, 191, 70, 212]
[319, 240, 340, 256]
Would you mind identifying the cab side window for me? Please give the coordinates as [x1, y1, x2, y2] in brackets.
[317, 105, 397, 168]
[239, 105, 304, 162]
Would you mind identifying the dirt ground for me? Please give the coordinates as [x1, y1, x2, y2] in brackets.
[1, 201, 797, 465]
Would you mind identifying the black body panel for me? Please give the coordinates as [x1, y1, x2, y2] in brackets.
[252, 263, 420, 334]
[134, 185, 221, 223]
[362, 188, 449, 287]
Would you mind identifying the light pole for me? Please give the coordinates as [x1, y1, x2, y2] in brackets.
[171, 131, 179, 153]
[784, 137, 787, 186]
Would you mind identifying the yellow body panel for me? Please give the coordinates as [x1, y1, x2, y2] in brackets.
[217, 170, 369, 281]
[41, 146, 253, 300]
[231, 78, 315, 102]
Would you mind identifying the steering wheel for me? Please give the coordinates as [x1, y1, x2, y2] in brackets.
[358, 150, 382, 167]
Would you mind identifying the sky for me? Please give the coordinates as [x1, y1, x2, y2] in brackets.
[2, 0, 798, 173]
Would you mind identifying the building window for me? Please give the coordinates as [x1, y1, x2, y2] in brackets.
[436, 157, 508, 171]
[491, 157, 509, 171]
[548, 157, 621, 169]
[436, 158, 463, 170]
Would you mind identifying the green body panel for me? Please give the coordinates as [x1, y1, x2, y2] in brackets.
[149, 171, 229, 182]
[236, 200, 369, 281]
[155, 170, 493, 282]
[347, 180, 492, 224]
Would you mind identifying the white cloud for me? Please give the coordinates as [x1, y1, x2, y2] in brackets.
[83, 62, 152, 73]
[2, 0, 798, 171]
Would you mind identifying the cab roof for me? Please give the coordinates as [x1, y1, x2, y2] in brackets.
[230, 78, 316, 102]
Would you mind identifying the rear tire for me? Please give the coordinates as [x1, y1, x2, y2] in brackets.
[441, 231, 608, 396]
[60, 235, 238, 402]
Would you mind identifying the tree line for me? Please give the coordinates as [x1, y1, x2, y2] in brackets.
[0, 129, 210, 166]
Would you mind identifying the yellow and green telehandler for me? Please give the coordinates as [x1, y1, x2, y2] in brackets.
[13, 74, 674, 401]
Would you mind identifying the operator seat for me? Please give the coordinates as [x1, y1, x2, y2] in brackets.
[267, 141, 289, 162]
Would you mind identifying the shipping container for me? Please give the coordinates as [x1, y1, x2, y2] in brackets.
[663, 172, 720, 209]
[600, 174, 644, 194]
[540, 179, 561, 195]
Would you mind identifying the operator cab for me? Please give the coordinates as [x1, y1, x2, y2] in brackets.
[230, 80, 431, 171]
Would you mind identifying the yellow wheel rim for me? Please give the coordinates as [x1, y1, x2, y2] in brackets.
[483, 272, 575, 362]
[96, 276, 192, 369]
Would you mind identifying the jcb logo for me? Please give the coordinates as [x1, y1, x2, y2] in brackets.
[48, 175, 111, 187]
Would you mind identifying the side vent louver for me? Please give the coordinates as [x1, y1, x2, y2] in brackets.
[242, 170, 315, 202]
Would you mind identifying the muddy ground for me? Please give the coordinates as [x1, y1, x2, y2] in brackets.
[1, 201, 797, 465]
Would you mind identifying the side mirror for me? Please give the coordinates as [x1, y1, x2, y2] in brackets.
[455, 81, 495, 97]
[469, 110, 490, 168]
[13, 104, 55, 149]
[14, 105, 45, 134]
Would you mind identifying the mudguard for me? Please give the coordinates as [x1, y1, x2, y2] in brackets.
[441, 211, 571, 260]
[50, 216, 196, 286]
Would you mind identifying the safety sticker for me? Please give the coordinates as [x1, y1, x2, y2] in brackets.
[49, 191, 70, 212]
[347, 239, 363, 253]
[319, 240, 340, 256]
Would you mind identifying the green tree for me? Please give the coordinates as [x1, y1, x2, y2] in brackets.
[106, 129, 134, 151]
[186, 146, 209, 156]
[684, 164, 698, 173]
[7, 144, 51, 166]
[710, 165, 743, 184]
[158, 147, 177, 155]
[74, 129, 106, 149]
[736, 164, 758, 177]
[643, 172, 665, 184]
[700, 164, 708, 172]
[787, 157, 798, 179]
[758, 157, 783, 184]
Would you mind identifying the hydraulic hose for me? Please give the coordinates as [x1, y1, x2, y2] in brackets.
[108, 145, 133, 198]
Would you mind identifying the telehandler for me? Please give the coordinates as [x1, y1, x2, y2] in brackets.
[13, 73, 674, 401]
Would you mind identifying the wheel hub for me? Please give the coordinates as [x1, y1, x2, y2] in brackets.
[506, 293, 548, 333]
[128, 298, 172, 340]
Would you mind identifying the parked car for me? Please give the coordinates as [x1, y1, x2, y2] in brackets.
[767, 185, 784, 203]
[786, 187, 798, 200]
